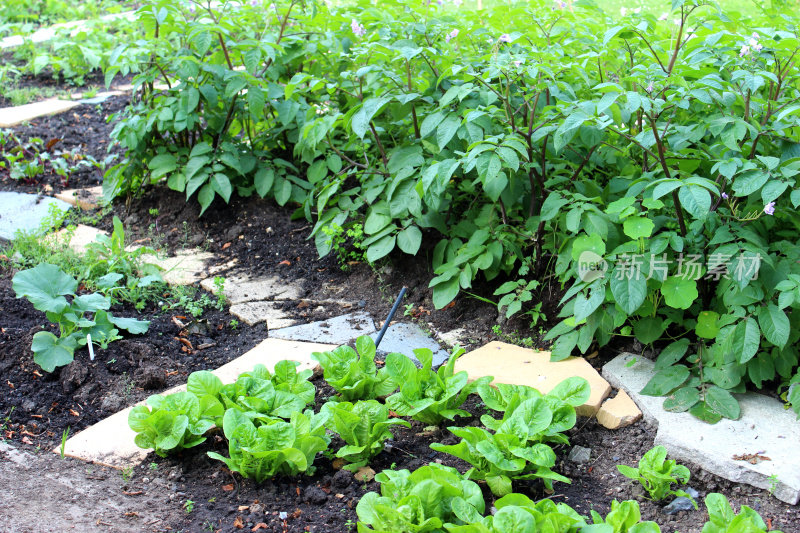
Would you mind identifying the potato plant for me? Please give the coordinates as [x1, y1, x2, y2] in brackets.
[106, 0, 800, 421]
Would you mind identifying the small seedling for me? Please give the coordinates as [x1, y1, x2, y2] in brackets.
[149, 462, 158, 471]
[59, 427, 70, 458]
[183, 499, 195, 514]
[617, 446, 695, 505]
[121, 466, 134, 483]
[229, 319, 239, 330]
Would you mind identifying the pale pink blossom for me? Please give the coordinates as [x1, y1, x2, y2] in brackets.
[658, 12, 668, 20]
[498, 33, 512, 43]
[445, 29, 459, 43]
[513, 59, 523, 67]
[740, 45, 750, 57]
[351, 19, 366, 38]
[453, 0, 463, 5]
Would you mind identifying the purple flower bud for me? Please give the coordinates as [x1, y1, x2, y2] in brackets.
[764, 202, 776, 215]
[721, 192, 728, 199]
[498, 34, 512, 43]
[351, 19, 366, 38]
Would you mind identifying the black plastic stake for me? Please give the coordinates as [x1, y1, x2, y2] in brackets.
[374, 286, 407, 350]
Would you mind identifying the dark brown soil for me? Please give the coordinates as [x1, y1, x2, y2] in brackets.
[1, 88, 797, 533]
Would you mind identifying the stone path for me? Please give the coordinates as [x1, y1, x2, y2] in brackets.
[604, 353, 800, 505]
[0, 191, 72, 242]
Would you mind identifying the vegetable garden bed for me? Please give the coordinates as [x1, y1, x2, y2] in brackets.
[2, 0, 800, 531]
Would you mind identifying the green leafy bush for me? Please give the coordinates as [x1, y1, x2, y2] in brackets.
[477, 378, 589, 444]
[445, 493, 587, 533]
[431, 425, 569, 497]
[356, 463, 485, 532]
[106, 0, 800, 419]
[584, 499, 661, 533]
[702, 492, 784, 533]
[128, 389, 223, 457]
[218, 362, 314, 421]
[208, 408, 329, 480]
[385, 347, 491, 425]
[12, 263, 150, 372]
[312, 336, 397, 401]
[617, 446, 694, 504]
[324, 399, 410, 470]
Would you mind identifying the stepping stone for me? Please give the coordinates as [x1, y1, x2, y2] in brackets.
[0, 192, 71, 242]
[370, 322, 450, 367]
[50, 224, 108, 253]
[437, 327, 470, 348]
[603, 353, 800, 505]
[229, 301, 301, 328]
[596, 389, 642, 429]
[142, 250, 215, 285]
[55, 338, 334, 470]
[201, 274, 304, 304]
[54, 186, 104, 210]
[271, 312, 376, 345]
[0, 99, 82, 127]
[454, 341, 611, 416]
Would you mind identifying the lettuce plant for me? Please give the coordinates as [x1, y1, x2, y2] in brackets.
[357, 464, 485, 533]
[702, 493, 783, 533]
[12, 263, 150, 372]
[324, 399, 409, 470]
[128, 389, 223, 457]
[431, 425, 569, 497]
[584, 499, 661, 533]
[477, 378, 589, 445]
[385, 347, 491, 425]
[446, 493, 587, 533]
[208, 408, 329, 481]
[617, 446, 695, 504]
[312, 336, 397, 401]
[219, 363, 312, 422]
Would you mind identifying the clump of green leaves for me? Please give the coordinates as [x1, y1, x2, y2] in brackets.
[385, 347, 491, 425]
[448, 493, 588, 532]
[586, 499, 660, 532]
[320, 222, 367, 270]
[477, 377, 590, 444]
[356, 463, 485, 532]
[617, 446, 695, 505]
[702, 493, 784, 533]
[12, 263, 150, 372]
[219, 362, 315, 422]
[431, 424, 569, 497]
[323, 399, 409, 471]
[208, 408, 329, 481]
[128, 386, 223, 457]
[312, 336, 397, 401]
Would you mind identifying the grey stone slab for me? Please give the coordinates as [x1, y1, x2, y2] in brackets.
[603, 353, 800, 505]
[230, 301, 301, 328]
[0, 192, 71, 242]
[270, 312, 376, 345]
[371, 322, 450, 367]
[201, 275, 305, 304]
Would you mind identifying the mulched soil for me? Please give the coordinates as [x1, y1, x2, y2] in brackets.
[1, 94, 798, 533]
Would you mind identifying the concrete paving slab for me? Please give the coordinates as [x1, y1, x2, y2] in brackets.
[50, 224, 108, 253]
[0, 99, 82, 127]
[603, 353, 800, 505]
[54, 186, 104, 210]
[270, 312, 376, 345]
[230, 300, 301, 328]
[596, 389, 642, 429]
[370, 322, 450, 367]
[142, 250, 215, 285]
[454, 341, 611, 416]
[0, 191, 71, 242]
[55, 338, 333, 469]
[201, 274, 305, 303]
